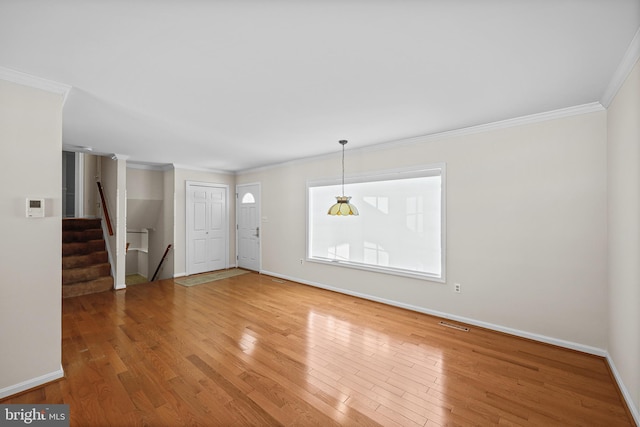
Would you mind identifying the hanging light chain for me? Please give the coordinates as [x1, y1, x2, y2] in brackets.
[341, 141, 345, 196]
[328, 139, 359, 216]
[339, 139, 347, 197]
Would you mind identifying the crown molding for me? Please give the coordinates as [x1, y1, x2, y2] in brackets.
[172, 163, 234, 175]
[127, 162, 173, 171]
[389, 103, 605, 148]
[601, 28, 640, 108]
[63, 144, 94, 153]
[0, 66, 71, 105]
[237, 102, 605, 175]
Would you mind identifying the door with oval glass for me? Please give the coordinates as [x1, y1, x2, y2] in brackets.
[236, 183, 260, 272]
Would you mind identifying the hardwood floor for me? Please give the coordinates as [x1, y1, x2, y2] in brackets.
[1, 272, 633, 426]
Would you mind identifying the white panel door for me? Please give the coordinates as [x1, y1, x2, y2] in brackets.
[237, 183, 260, 271]
[208, 188, 225, 268]
[187, 183, 227, 275]
[191, 188, 208, 270]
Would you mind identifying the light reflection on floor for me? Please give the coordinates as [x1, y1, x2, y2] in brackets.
[305, 309, 447, 423]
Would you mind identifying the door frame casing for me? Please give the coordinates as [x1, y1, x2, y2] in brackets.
[185, 181, 230, 276]
[75, 152, 84, 218]
[62, 151, 84, 218]
[236, 182, 261, 272]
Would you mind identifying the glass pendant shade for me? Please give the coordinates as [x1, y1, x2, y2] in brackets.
[328, 196, 359, 216]
[328, 140, 359, 216]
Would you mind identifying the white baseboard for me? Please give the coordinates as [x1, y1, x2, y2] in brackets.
[173, 272, 186, 278]
[606, 353, 640, 426]
[0, 366, 64, 400]
[262, 270, 640, 424]
[262, 270, 606, 356]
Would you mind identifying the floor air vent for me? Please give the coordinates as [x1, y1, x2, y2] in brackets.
[271, 279, 286, 283]
[439, 321, 469, 332]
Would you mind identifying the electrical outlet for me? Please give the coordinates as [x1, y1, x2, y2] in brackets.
[300, 258, 304, 265]
[454, 283, 461, 293]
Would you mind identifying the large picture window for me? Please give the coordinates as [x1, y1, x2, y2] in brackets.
[307, 164, 445, 281]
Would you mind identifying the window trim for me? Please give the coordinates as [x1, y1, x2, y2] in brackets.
[306, 163, 446, 283]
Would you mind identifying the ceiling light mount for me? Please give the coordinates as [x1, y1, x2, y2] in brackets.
[328, 140, 359, 216]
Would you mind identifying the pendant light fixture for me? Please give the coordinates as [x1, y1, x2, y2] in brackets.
[328, 140, 359, 216]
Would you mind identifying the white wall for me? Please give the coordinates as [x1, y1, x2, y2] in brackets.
[126, 168, 163, 230]
[154, 168, 175, 280]
[125, 247, 139, 275]
[173, 168, 236, 276]
[82, 154, 98, 217]
[238, 110, 609, 350]
[0, 80, 64, 397]
[127, 167, 164, 200]
[100, 156, 127, 288]
[607, 58, 640, 421]
[125, 167, 166, 279]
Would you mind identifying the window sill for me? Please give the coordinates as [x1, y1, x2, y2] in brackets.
[307, 257, 445, 283]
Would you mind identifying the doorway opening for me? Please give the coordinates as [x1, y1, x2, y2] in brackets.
[62, 151, 84, 218]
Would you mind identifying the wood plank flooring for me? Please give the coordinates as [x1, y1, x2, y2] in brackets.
[1, 272, 633, 426]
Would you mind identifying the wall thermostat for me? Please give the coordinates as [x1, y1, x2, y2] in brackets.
[26, 198, 45, 218]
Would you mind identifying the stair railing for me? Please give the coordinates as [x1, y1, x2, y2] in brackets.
[96, 181, 114, 236]
[151, 244, 172, 282]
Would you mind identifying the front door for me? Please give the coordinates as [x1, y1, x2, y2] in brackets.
[237, 183, 260, 271]
[186, 182, 228, 275]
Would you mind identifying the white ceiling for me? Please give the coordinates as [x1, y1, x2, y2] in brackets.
[1, 1, 639, 172]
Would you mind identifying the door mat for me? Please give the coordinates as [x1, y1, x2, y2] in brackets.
[126, 274, 148, 286]
[175, 269, 249, 287]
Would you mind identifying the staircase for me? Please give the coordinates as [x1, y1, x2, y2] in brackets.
[62, 218, 113, 298]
